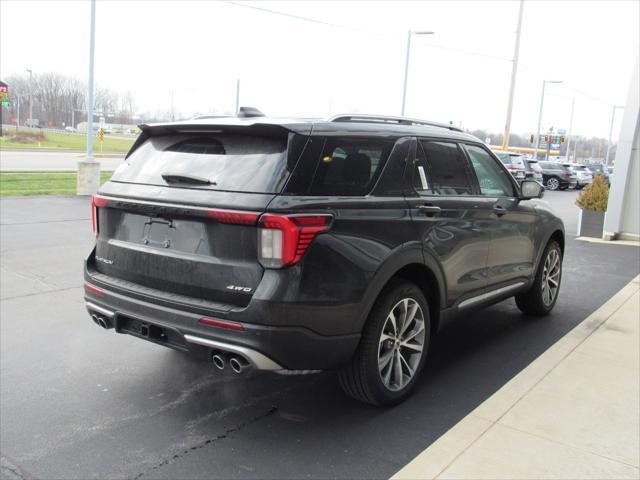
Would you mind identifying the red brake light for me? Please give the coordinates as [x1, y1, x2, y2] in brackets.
[199, 317, 245, 331]
[207, 209, 259, 225]
[91, 195, 108, 235]
[258, 214, 332, 268]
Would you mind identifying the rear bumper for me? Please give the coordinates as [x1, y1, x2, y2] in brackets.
[83, 273, 361, 372]
[576, 177, 593, 186]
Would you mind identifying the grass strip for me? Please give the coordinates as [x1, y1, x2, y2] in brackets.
[0, 171, 113, 196]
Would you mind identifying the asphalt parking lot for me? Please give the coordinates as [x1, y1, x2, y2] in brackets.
[1, 190, 638, 480]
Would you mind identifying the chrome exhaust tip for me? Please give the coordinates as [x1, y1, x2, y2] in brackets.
[91, 314, 100, 326]
[229, 356, 249, 374]
[94, 315, 112, 329]
[212, 354, 225, 370]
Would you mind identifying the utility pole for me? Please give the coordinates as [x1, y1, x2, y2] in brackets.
[534, 80, 562, 160]
[235, 79, 240, 115]
[501, 0, 524, 150]
[26, 69, 33, 126]
[565, 98, 575, 161]
[77, 0, 100, 195]
[605, 104, 623, 165]
[401, 30, 434, 116]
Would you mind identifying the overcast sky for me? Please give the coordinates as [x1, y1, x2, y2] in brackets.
[1, 0, 638, 138]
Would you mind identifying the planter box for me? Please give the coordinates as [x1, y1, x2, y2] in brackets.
[578, 209, 606, 238]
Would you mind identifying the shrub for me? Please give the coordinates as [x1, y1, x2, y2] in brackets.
[576, 175, 609, 212]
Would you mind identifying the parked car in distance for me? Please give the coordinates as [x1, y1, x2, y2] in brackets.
[568, 163, 593, 189]
[538, 161, 577, 190]
[84, 113, 565, 406]
[64, 126, 79, 134]
[495, 151, 527, 183]
[588, 163, 610, 185]
[523, 158, 544, 184]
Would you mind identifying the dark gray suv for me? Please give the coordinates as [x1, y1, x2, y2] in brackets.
[84, 113, 565, 405]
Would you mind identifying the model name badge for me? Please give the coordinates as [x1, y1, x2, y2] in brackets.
[226, 285, 252, 293]
[96, 256, 114, 265]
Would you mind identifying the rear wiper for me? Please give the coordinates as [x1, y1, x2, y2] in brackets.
[161, 173, 215, 185]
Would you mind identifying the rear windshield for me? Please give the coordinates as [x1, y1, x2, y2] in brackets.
[111, 133, 290, 193]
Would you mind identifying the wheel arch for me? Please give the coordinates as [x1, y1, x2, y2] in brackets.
[355, 246, 445, 335]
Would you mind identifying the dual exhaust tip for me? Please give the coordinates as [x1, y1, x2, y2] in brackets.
[91, 313, 112, 330]
[212, 352, 250, 374]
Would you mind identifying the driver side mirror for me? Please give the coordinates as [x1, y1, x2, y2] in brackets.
[520, 180, 544, 199]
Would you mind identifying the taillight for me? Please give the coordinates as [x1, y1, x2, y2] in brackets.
[91, 195, 108, 235]
[257, 214, 332, 268]
[206, 209, 259, 225]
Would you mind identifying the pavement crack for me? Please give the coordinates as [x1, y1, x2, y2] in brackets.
[132, 406, 278, 480]
[0, 455, 33, 480]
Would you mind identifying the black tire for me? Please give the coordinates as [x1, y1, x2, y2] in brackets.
[338, 280, 431, 406]
[515, 240, 562, 316]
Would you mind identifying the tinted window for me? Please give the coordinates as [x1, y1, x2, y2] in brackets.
[464, 144, 515, 197]
[112, 133, 289, 193]
[414, 141, 474, 195]
[307, 137, 395, 196]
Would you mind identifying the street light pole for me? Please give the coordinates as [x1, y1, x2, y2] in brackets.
[501, 0, 524, 150]
[565, 97, 575, 161]
[401, 30, 434, 117]
[605, 104, 623, 165]
[534, 79, 562, 160]
[86, 0, 96, 162]
[235, 79, 240, 115]
[26, 69, 33, 127]
[77, 0, 100, 196]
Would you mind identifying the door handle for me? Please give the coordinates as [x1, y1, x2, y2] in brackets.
[418, 205, 441, 216]
[493, 205, 508, 217]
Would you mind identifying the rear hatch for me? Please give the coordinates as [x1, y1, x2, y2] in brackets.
[92, 124, 309, 308]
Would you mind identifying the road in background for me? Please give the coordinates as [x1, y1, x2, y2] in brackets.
[0, 150, 125, 171]
[1, 192, 635, 480]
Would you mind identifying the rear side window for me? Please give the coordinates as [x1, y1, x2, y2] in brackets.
[306, 137, 395, 196]
[111, 133, 290, 193]
[414, 141, 474, 195]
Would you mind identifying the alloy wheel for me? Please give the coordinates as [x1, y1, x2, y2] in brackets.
[546, 178, 560, 190]
[378, 298, 426, 391]
[541, 248, 561, 306]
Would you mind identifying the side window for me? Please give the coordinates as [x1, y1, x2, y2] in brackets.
[308, 137, 395, 196]
[464, 144, 515, 197]
[414, 141, 474, 196]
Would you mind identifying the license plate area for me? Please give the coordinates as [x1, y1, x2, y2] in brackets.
[116, 314, 188, 351]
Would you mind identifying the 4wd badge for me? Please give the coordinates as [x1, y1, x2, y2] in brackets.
[226, 285, 252, 293]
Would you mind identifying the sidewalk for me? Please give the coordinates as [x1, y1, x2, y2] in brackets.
[394, 275, 640, 480]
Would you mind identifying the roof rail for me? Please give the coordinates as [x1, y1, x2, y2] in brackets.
[328, 114, 463, 132]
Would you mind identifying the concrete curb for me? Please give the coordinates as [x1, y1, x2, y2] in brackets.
[392, 275, 640, 480]
[576, 236, 640, 247]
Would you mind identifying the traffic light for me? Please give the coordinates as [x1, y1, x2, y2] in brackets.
[530, 134, 534, 143]
[544, 135, 549, 142]
[560, 136, 565, 143]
